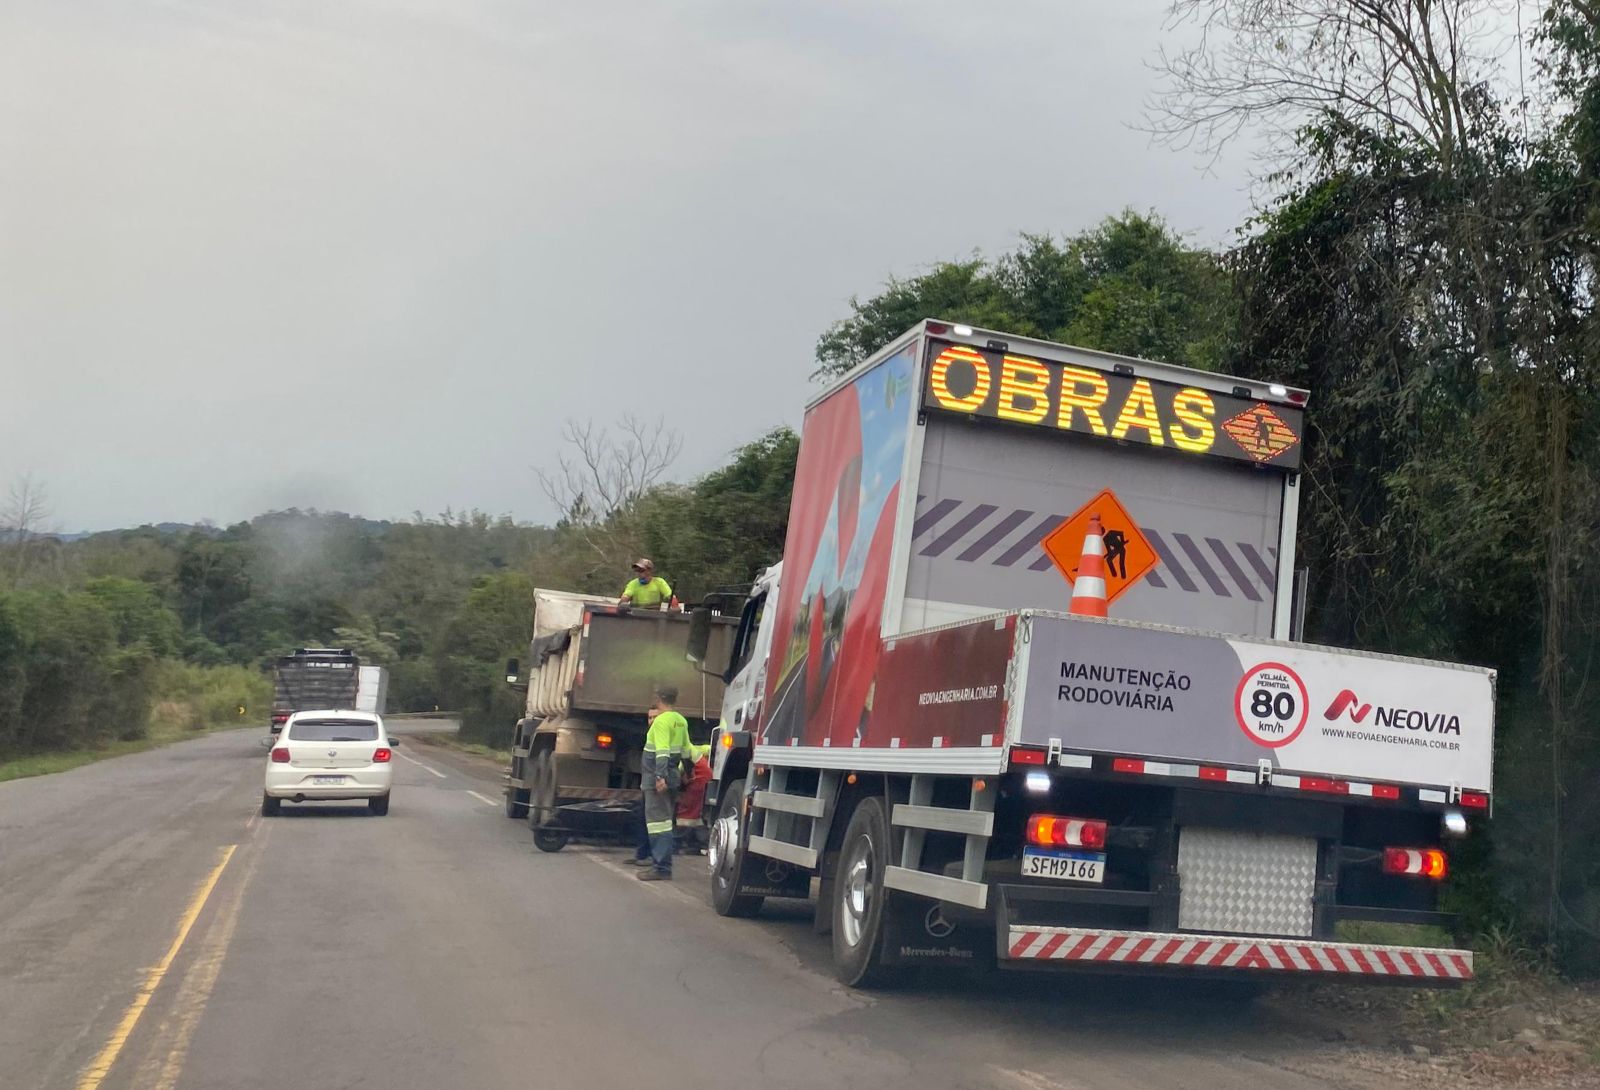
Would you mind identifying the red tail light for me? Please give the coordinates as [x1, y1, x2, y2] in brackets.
[1383, 847, 1447, 880]
[372, 748, 392, 763]
[271, 713, 289, 724]
[270, 748, 290, 763]
[1027, 814, 1107, 850]
[1009, 746, 1047, 767]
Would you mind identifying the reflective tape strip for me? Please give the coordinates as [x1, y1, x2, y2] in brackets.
[1002, 928, 1473, 979]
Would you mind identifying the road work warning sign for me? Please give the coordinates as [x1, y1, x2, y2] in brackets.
[1041, 489, 1159, 607]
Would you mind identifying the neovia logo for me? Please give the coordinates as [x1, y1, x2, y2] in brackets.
[1323, 689, 1462, 736]
[1323, 690, 1372, 723]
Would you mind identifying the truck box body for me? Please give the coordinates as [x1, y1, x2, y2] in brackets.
[271, 648, 361, 723]
[754, 324, 1493, 800]
[523, 589, 733, 721]
[355, 666, 389, 716]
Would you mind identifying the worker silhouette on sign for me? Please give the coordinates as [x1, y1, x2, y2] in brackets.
[1255, 412, 1273, 452]
[1103, 528, 1128, 580]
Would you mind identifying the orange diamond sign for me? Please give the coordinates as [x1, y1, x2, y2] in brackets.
[1040, 488, 1160, 607]
[1222, 404, 1300, 463]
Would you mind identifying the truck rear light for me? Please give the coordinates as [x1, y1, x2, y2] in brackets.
[1024, 771, 1051, 794]
[1459, 791, 1489, 809]
[372, 748, 392, 763]
[926, 321, 950, 335]
[270, 748, 291, 763]
[1383, 847, 1447, 880]
[1027, 814, 1107, 850]
[271, 712, 289, 724]
[595, 732, 614, 749]
[1009, 746, 1047, 767]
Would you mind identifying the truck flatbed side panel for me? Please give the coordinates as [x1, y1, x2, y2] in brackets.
[763, 341, 919, 749]
[1015, 612, 1494, 791]
[761, 611, 1014, 751]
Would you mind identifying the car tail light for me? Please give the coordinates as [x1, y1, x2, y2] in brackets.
[1009, 746, 1047, 767]
[1383, 847, 1447, 880]
[595, 732, 614, 749]
[372, 748, 392, 763]
[270, 748, 291, 763]
[1027, 814, 1107, 850]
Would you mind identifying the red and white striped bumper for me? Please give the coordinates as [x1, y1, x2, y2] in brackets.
[1004, 927, 1473, 981]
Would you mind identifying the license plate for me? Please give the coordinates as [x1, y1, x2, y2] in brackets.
[313, 775, 344, 785]
[1021, 848, 1106, 884]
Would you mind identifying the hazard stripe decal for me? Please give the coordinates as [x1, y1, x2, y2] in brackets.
[1003, 927, 1474, 979]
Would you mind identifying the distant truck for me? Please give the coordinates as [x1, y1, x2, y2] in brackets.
[355, 665, 389, 716]
[689, 320, 1494, 989]
[270, 648, 361, 733]
[502, 589, 736, 852]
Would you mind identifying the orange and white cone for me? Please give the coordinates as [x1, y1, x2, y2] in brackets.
[1070, 514, 1109, 618]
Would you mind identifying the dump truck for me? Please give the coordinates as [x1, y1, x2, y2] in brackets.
[690, 320, 1494, 989]
[270, 648, 361, 733]
[503, 588, 736, 852]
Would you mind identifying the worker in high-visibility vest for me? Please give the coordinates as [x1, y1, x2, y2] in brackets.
[620, 558, 679, 610]
[639, 685, 693, 880]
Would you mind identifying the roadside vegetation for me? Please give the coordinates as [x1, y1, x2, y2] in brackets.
[2, 0, 1596, 1003]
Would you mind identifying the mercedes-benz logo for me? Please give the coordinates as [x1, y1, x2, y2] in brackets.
[764, 860, 790, 884]
[924, 905, 955, 939]
[328, 749, 337, 758]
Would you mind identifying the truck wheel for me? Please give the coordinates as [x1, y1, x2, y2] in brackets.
[710, 778, 763, 918]
[504, 786, 529, 820]
[528, 749, 566, 852]
[261, 793, 280, 817]
[831, 797, 910, 988]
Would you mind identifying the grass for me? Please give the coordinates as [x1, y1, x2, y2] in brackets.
[410, 732, 511, 764]
[0, 717, 249, 784]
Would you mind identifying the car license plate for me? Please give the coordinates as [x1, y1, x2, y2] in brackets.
[313, 775, 344, 785]
[1021, 848, 1106, 884]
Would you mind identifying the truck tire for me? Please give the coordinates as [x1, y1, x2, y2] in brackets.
[528, 748, 567, 852]
[710, 778, 763, 918]
[504, 786, 529, 820]
[261, 793, 280, 817]
[831, 797, 910, 988]
[368, 793, 390, 816]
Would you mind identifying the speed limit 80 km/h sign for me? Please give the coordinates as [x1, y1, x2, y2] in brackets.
[1234, 662, 1309, 748]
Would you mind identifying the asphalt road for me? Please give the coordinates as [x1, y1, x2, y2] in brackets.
[2, 723, 1359, 1090]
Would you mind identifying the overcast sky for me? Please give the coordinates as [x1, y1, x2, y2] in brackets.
[2, 1, 1258, 532]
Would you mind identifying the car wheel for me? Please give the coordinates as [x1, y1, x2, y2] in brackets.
[709, 778, 763, 918]
[369, 793, 390, 816]
[831, 796, 911, 988]
[261, 793, 281, 817]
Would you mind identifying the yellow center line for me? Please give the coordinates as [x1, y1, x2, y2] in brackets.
[73, 844, 238, 1090]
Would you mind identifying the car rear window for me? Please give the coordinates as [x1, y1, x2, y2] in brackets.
[287, 718, 380, 742]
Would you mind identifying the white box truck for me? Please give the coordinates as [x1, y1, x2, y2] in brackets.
[691, 321, 1493, 989]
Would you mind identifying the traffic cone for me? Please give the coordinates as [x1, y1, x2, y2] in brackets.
[1070, 514, 1109, 618]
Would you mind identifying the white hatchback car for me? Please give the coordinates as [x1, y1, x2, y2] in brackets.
[263, 711, 395, 816]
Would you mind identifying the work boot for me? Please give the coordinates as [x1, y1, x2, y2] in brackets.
[628, 856, 654, 867]
[638, 869, 671, 881]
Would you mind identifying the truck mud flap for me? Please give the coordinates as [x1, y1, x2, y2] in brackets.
[880, 892, 995, 969]
[735, 856, 812, 900]
[544, 800, 635, 836]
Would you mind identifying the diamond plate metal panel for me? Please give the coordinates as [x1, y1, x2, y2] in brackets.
[1177, 826, 1317, 938]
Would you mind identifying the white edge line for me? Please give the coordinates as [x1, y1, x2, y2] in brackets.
[466, 790, 498, 807]
[396, 751, 447, 778]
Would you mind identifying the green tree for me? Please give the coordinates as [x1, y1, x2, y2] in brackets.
[814, 214, 1235, 378]
[432, 572, 535, 745]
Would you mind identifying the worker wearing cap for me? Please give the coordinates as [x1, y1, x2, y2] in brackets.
[639, 685, 691, 881]
[620, 559, 677, 610]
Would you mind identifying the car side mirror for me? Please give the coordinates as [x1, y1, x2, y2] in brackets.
[686, 608, 713, 663]
[505, 658, 520, 685]
[388, 737, 400, 747]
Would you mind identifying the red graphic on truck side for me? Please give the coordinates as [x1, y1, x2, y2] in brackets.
[763, 344, 916, 748]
